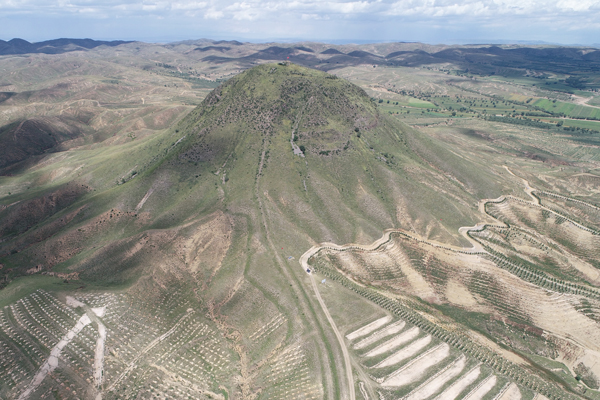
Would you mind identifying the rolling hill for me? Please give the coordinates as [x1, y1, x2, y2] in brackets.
[1, 56, 599, 400]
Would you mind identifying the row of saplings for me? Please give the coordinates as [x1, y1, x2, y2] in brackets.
[310, 257, 580, 400]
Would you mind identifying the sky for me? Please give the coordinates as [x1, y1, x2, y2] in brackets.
[1, 0, 600, 45]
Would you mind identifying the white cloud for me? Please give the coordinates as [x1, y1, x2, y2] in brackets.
[204, 7, 224, 19]
[77, 6, 99, 13]
[301, 12, 329, 19]
[383, 0, 600, 17]
[1, 0, 600, 44]
[171, 1, 208, 10]
[326, 1, 373, 13]
[0, 0, 599, 18]
[556, 0, 600, 11]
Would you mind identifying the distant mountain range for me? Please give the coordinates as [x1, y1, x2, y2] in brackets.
[0, 38, 133, 55]
[192, 42, 600, 75]
[2, 37, 599, 77]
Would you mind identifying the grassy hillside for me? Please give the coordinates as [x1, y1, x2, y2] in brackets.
[1, 55, 599, 399]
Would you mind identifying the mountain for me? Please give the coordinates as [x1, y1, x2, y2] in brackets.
[0, 63, 497, 398]
[186, 39, 600, 78]
[0, 116, 91, 170]
[2, 62, 495, 284]
[0, 38, 132, 55]
[1, 60, 599, 399]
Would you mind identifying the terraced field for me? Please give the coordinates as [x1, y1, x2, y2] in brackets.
[305, 173, 600, 400]
[342, 313, 524, 399]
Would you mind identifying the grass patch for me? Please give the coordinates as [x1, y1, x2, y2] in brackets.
[534, 99, 600, 120]
[0, 275, 69, 308]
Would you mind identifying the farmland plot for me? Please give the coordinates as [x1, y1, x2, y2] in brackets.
[363, 326, 420, 357]
[353, 320, 406, 350]
[463, 375, 498, 400]
[433, 364, 481, 400]
[310, 201, 582, 399]
[0, 290, 94, 399]
[373, 335, 433, 368]
[380, 343, 450, 387]
[495, 382, 522, 400]
[346, 316, 391, 341]
[0, 289, 236, 400]
[485, 198, 600, 270]
[259, 345, 323, 400]
[339, 311, 523, 400]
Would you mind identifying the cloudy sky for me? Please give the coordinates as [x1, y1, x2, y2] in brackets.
[1, 0, 599, 45]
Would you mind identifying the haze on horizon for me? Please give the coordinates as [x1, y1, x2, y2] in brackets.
[1, 0, 599, 46]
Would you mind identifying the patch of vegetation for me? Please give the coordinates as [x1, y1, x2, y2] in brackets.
[575, 362, 600, 390]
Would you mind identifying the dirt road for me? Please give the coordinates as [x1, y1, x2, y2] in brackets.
[299, 246, 355, 400]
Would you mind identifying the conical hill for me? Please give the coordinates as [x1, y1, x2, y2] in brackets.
[153, 62, 414, 248]
[0, 63, 502, 288]
[177, 62, 379, 156]
[0, 62, 512, 400]
[151, 63, 497, 251]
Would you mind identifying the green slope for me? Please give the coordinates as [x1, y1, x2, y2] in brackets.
[0, 63, 518, 399]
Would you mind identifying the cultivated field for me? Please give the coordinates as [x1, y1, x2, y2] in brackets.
[307, 170, 600, 399]
[0, 289, 236, 399]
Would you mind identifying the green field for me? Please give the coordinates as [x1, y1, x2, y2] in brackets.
[534, 98, 600, 119]
[589, 96, 600, 106]
[540, 117, 600, 131]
